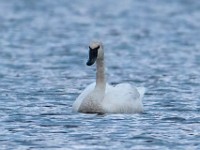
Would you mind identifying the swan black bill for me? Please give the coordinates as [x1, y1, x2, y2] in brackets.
[86, 46, 99, 66]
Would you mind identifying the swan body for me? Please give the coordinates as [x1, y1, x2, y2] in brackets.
[72, 42, 145, 114]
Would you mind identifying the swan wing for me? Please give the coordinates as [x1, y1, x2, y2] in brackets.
[102, 83, 144, 113]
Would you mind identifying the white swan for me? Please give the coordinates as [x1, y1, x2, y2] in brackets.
[72, 42, 145, 114]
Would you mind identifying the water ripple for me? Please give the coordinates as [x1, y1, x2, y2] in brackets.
[0, 0, 200, 149]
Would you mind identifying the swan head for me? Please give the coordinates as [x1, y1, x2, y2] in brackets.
[87, 42, 104, 66]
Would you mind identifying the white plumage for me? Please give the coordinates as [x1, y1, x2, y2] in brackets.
[72, 42, 145, 114]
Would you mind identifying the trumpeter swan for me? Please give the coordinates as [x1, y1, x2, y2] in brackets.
[72, 42, 145, 114]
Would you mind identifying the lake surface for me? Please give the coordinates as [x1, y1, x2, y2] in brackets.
[0, 0, 200, 149]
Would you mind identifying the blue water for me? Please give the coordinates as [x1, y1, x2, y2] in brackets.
[0, 0, 200, 149]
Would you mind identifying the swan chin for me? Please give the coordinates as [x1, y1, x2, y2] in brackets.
[72, 42, 145, 114]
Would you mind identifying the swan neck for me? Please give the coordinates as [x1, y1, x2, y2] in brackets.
[95, 57, 106, 92]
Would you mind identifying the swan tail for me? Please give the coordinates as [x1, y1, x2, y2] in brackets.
[137, 87, 146, 99]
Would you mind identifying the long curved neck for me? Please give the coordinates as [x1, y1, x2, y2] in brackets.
[95, 57, 106, 94]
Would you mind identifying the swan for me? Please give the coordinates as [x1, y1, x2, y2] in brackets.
[72, 42, 145, 114]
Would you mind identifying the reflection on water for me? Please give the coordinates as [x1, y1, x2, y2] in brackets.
[0, 0, 200, 149]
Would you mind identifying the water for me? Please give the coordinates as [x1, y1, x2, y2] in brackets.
[0, 0, 200, 149]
